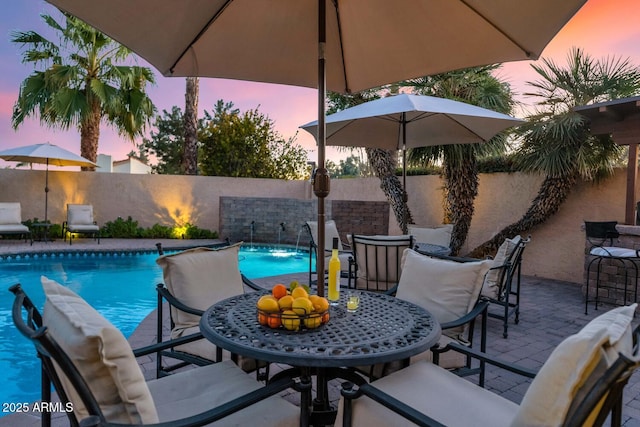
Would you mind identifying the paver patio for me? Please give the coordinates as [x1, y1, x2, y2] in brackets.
[2, 238, 640, 426]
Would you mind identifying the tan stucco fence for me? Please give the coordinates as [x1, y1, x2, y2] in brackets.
[0, 168, 634, 285]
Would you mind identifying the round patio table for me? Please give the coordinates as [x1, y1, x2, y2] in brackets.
[200, 291, 440, 426]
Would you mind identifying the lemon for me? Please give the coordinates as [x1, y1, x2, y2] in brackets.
[304, 313, 322, 329]
[291, 286, 309, 300]
[291, 297, 313, 316]
[309, 295, 329, 312]
[281, 310, 301, 331]
[256, 295, 279, 313]
[278, 295, 294, 310]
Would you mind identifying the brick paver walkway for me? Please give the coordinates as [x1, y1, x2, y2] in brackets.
[2, 239, 640, 426]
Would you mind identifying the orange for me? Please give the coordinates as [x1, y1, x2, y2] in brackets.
[272, 283, 288, 299]
[321, 312, 330, 324]
[291, 286, 309, 300]
[278, 295, 294, 311]
[291, 297, 313, 316]
[256, 295, 279, 313]
[258, 312, 268, 325]
[281, 310, 301, 331]
[267, 314, 282, 329]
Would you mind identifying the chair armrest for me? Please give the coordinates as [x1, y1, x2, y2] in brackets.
[241, 274, 263, 291]
[156, 284, 205, 316]
[439, 300, 489, 331]
[132, 332, 204, 358]
[384, 284, 398, 296]
[445, 341, 537, 378]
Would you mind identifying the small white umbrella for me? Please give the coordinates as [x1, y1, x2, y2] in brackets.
[0, 143, 97, 223]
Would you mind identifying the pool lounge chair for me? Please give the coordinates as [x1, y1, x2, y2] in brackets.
[62, 204, 100, 245]
[0, 202, 32, 245]
[10, 279, 299, 427]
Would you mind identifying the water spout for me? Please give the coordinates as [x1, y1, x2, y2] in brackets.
[277, 222, 286, 245]
[249, 221, 256, 250]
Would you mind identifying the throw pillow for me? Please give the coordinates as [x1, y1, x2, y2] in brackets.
[42, 276, 158, 424]
[481, 235, 522, 299]
[397, 249, 492, 337]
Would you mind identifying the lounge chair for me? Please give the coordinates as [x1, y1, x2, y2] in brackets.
[10, 278, 299, 427]
[338, 303, 640, 427]
[62, 204, 100, 245]
[155, 242, 269, 379]
[0, 202, 32, 245]
[348, 234, 414, 292]
[304, 220, 352, 284]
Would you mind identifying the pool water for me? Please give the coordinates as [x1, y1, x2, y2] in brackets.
[0, 246, 312, 414]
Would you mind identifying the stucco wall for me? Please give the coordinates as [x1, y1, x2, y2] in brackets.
[0, 168, 634, 285]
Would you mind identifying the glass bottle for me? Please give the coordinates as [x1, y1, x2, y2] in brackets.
[328, 237, 340, 304]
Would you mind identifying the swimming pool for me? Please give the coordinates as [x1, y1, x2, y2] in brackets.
[0, 246, 312, 414]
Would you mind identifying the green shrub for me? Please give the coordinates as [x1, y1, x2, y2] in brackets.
[100, 216, 144, 238]
[142, 224, 174, 239]
[181, 223, 218, 239]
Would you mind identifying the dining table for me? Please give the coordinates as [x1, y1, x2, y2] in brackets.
[200, 290, 441, 426]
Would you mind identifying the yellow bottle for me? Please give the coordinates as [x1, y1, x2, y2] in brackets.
[328, 237, 341, 304]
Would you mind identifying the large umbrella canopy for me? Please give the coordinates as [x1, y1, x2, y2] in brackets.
[45, 0, 586, 295]
[0, 143, 97, 223]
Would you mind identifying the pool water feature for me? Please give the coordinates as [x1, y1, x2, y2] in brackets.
[0, 246, 312, 414]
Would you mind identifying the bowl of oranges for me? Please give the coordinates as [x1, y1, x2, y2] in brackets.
[256, 282, 330, 331]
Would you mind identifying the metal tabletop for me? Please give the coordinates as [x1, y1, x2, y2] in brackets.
[414, 242, 452, 256]
[200, 291, 441, 368]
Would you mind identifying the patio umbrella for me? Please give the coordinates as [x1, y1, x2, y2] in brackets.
[300, 93, 525, 230]
[0, 143, 97, 224]
[45, 0, 587, 295]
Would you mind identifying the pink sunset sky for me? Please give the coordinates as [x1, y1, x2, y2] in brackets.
[1, 0, 639, 170]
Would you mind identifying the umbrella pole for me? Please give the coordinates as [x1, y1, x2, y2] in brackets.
[313, 0, 330, 297]
[402, 114, 408, 234]
[44, 159, 49, 224]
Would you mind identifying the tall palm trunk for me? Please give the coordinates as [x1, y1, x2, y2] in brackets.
[80, 101, 101, 171]
[444, 152, 478, 255]
[182, 77, 199, 175]
[469, 172, 578, 257]
[366, 147, 413, 233]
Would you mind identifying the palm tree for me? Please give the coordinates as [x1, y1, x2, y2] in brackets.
[470, 48, 640, 257]
[182, 77, 199, 174]
[11, 13, 156, 170]
[402, 66, 516, 254]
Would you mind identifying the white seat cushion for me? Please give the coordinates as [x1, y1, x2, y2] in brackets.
[336, 360, 518, 427]
[0, 202, 23, 225]
[408, 224, 453, 247]
[0, 224, 30, 233]
[42, 276, 159, 424]
[397, 249, 492, 337]
[590, 246, 639, 258]
[67, 224, 100, 232]
[148, 361, 299, 426]
[156, 244, 244, 336]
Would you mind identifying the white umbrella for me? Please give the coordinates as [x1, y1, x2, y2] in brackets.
[301, 93, 524, 231]
[45, 0, 587, 295]
[0, 143, 97, 223]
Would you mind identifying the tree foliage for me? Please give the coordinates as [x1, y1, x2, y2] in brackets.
[199, 100, 307, 179]
[11, 12, 156, 168]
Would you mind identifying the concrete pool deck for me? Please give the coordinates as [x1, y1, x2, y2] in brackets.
[2, 238, 640, 426]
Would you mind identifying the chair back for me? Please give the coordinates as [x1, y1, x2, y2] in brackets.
[585, 221, 619, 248]
[0, 202, 23, 225]
[66, 204, 95, 225]
[350, 235, 414, 292]
[304, 220, 344, 251]
[494, 236, 529, 301]
[10, 284, 104, 427]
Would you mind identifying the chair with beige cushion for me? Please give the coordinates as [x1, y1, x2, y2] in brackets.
[0, 202, 32, 245]
[338, 303, 640, 427]
[360, 249, 493, 381]
[155, 242, 268, 379]
[348, 234, 414, 293]
[10, 278, 299, 427]
[304, 220, 352, 285]
[63, 204, 100, 245]
[408, 223, 453, 248]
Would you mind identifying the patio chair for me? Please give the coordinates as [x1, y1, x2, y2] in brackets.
[337, 303, 640, 427]
[0, 202, 32, 245]
[407, 223, 453, 248]
[348, 234, 414, 292]
[418, 235, 530, 339]
[155, 242, 269, 379]
[584, 220, 640, 314]
[62, 204, 100, 245]
[357, 249, 493, 382]
[10, 279, 299, 427]
[304, 220, 352, 285]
